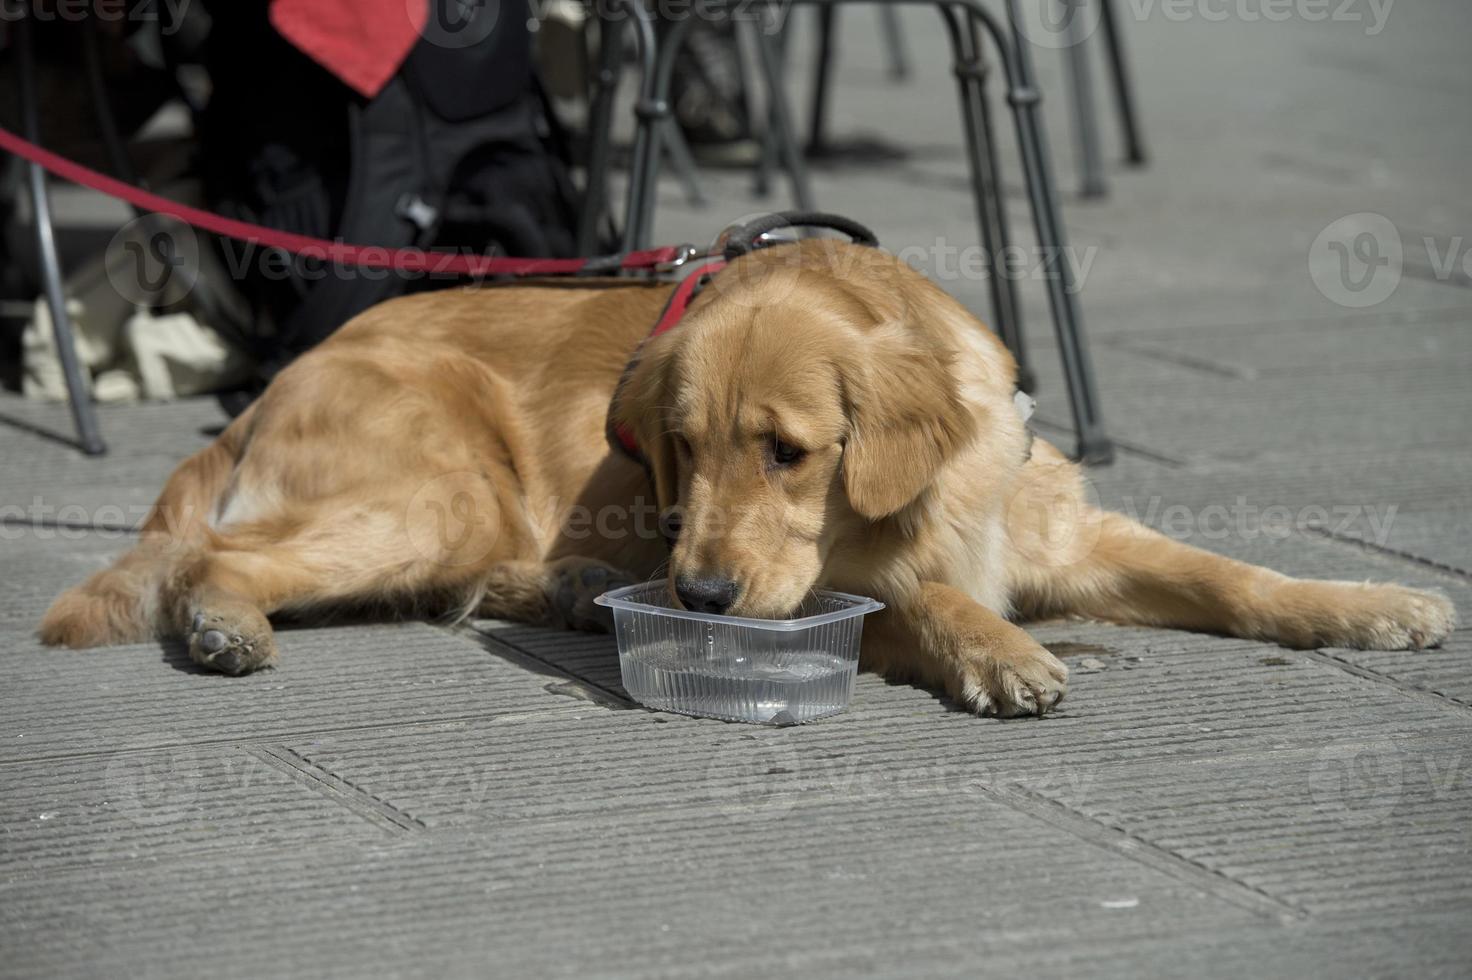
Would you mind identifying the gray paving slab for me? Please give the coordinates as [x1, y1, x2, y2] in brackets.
[1078, 444, 1472, 575]
[0, 796, 1269, 980]
[0, 531, 134, 636]
[1025, 733, 1472, 917]
[1032, 355, 1471, 460]
[0, 395, 224, 462]
[1324, 628, 1472, 708]
[0, 396, 223, 534]
[0, 620, 584, 765]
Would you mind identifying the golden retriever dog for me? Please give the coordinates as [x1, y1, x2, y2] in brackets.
[39, 239, 1456, 716]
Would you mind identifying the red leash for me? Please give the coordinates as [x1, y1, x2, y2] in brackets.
[0, 123, 688, 277]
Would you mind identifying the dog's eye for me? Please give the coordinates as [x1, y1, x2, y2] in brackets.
[771, 438, 806, 468]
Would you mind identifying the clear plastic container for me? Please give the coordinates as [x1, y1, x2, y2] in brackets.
[594, 583, 885, 725]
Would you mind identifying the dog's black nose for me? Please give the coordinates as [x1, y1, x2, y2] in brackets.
[675, 576, 739, 615]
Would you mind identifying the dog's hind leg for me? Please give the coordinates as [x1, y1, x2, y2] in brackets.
[1009, 506, 1457, 652]
[40, 411, 251, 650]
[175, 477, 511, 674]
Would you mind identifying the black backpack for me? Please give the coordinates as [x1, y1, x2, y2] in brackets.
[198, 0, 581, 390]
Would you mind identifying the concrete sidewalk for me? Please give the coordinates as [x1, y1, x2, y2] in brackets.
[3, 2, 1471, 976]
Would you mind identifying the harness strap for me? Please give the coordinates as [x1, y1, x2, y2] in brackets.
[608, 259, 728, 458]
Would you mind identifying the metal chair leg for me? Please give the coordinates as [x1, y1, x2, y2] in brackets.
[988, 0, 1111, 463]
[578, 17, 623, 254]
[753, 14, 791, 197]
[747, 18, 813, 211]
[15, 11, 106, 456]
[1060, 0, 1107, 198]
[754, 100, 780, 198]
[660, 119, 708, 207]
[928, 0, 1110, 462]
[806, 5, 838, 155]
[1096, 0, 1148, 165]
[940, 7, 1032, 393]
[619, 0, 667, 251]
[878, 3, 911, 81]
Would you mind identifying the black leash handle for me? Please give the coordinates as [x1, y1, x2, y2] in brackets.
[718, 211, 880, 261]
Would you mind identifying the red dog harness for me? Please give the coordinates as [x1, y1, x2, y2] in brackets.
[608, 256, 726, 459]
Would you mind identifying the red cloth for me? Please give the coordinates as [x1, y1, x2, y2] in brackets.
[269, 0, 427, 99]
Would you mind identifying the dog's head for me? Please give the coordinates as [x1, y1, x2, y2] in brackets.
[614, 240, 1011, 617]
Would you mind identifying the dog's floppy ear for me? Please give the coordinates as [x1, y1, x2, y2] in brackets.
[840, 330, 977, 519]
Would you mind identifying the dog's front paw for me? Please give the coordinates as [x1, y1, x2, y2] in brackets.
[548, 558, 634, 633]
[950, 640, 1069, 718]
[1280, 582, 1457, 651]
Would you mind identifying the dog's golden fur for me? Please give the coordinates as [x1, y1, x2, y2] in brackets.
[40, 241, 1456, 716]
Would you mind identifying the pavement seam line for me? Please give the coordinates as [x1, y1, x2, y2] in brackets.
[0, 707, 589, 768]
[1098, 337, 1259, 381]
[1301, 649, 1471, 712]
[244, 743, 427, 835]
[980, 782, 1310, 923]
[1302, 525, 1472, 583]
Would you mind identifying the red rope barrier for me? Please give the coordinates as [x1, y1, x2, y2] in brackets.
[0, 124, 682, 276]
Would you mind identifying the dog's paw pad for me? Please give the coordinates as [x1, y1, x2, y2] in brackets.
[188, 609, 276, 675]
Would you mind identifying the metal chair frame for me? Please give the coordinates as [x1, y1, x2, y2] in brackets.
[11, 10, 107, 454]
[588, 0, 1113, 462]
